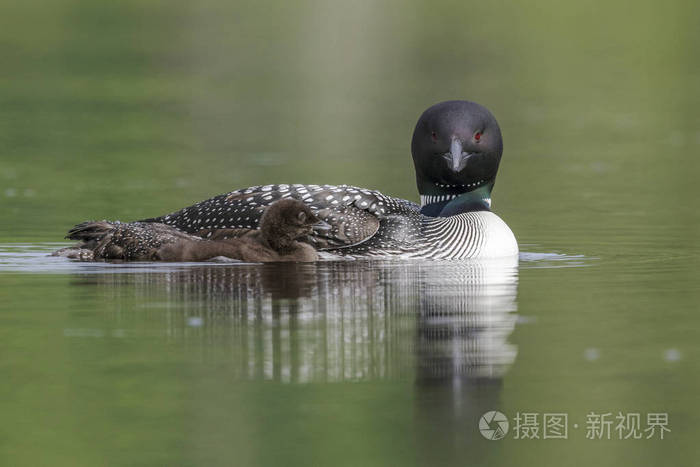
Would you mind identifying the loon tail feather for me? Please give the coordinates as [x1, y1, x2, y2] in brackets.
[65, 221, 119, 241]
[138, 216, 163, 223]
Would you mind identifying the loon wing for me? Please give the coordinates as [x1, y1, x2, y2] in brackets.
[142, 184, 419, 249]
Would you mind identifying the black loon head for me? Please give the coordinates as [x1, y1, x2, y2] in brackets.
[260, 199, 326, 245]
[411, 100, 503, 216]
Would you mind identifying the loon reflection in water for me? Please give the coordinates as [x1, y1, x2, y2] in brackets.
[77, 258, 519, 383]
[69, 258, 519, 457]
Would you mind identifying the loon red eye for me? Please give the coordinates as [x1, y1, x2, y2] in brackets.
[474, 132, 482, 141]
[431, 131, 438, 141]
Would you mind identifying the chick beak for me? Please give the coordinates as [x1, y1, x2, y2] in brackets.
[312, 219, 332, 232]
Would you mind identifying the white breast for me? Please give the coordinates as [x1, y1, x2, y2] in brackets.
[470, 211, 519, 259]
[417, 211, 518, 260]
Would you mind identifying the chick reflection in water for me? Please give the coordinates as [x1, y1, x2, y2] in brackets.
[55, 199, 326, 262]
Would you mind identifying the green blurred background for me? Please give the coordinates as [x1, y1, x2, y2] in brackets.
[2, 0, 698, 248]
[1, 0, 699, 466]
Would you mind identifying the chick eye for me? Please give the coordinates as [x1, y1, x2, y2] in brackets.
[474, 131, 482, 142]
[297, 212, 307, 222]
[431, 131, 438, 141]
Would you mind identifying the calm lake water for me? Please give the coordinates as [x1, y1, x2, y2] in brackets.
[1, 1, 699, 466]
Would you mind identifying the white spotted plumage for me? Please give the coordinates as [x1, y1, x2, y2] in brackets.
[146, 184, 517, 259]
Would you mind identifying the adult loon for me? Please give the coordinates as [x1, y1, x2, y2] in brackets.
[58, 199, 324, 262]
[141, 100, 518, 259]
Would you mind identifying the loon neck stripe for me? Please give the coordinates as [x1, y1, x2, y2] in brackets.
[420, 194, 458, 207]
[420, 184, 494, 216]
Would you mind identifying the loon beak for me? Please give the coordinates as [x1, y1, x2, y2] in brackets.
[443, 139, 470, 173]
[312, 219, 332, 232]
